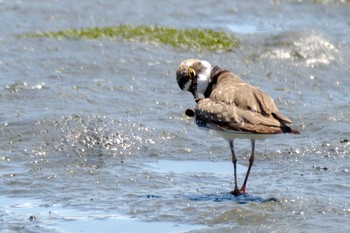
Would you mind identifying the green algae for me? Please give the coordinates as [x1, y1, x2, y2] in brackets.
[23, 24, 240, 51]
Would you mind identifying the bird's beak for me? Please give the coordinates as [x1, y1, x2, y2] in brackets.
[185, 109, 195, 117]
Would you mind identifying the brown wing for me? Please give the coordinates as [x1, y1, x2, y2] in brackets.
[196, 72, 296, 134]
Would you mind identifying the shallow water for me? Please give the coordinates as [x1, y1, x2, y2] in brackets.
[1, 0, 350, 232]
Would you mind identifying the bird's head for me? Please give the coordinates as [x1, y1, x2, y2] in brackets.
[176, 59, 212, 100]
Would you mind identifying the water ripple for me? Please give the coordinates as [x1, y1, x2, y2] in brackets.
[254, 31, 339, 66]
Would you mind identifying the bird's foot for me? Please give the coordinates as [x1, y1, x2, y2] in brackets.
[230, 188, 243, 196]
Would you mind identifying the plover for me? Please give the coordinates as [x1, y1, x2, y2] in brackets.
[176, 59, 299, 195]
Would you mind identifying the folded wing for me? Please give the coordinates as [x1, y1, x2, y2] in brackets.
[196, 73, 297, 134]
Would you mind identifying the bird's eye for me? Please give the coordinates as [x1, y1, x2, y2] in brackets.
[188, 68, 196, 79]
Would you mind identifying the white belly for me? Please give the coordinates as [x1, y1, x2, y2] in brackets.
[213, 129, 273, 141]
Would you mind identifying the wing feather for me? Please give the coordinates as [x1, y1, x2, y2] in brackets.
[195, 72, 295, 134]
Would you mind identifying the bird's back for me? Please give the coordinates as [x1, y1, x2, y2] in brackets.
[195, 69, 299, 135]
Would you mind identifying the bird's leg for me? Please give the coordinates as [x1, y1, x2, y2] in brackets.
[229, 140, 241, 195]
[240, 139, 255, 193]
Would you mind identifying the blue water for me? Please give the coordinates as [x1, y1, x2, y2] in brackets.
[0, 1, 350, 232]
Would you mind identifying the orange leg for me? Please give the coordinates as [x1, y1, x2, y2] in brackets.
[240, 139, 255, 193]
[229, 140, 241, 195]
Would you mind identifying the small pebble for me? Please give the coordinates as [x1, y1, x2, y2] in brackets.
[340, 139, 349, 143]
[313, 165, 328, 171]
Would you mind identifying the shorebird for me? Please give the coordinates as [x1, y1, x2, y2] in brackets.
[176, 59, 299, 195]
